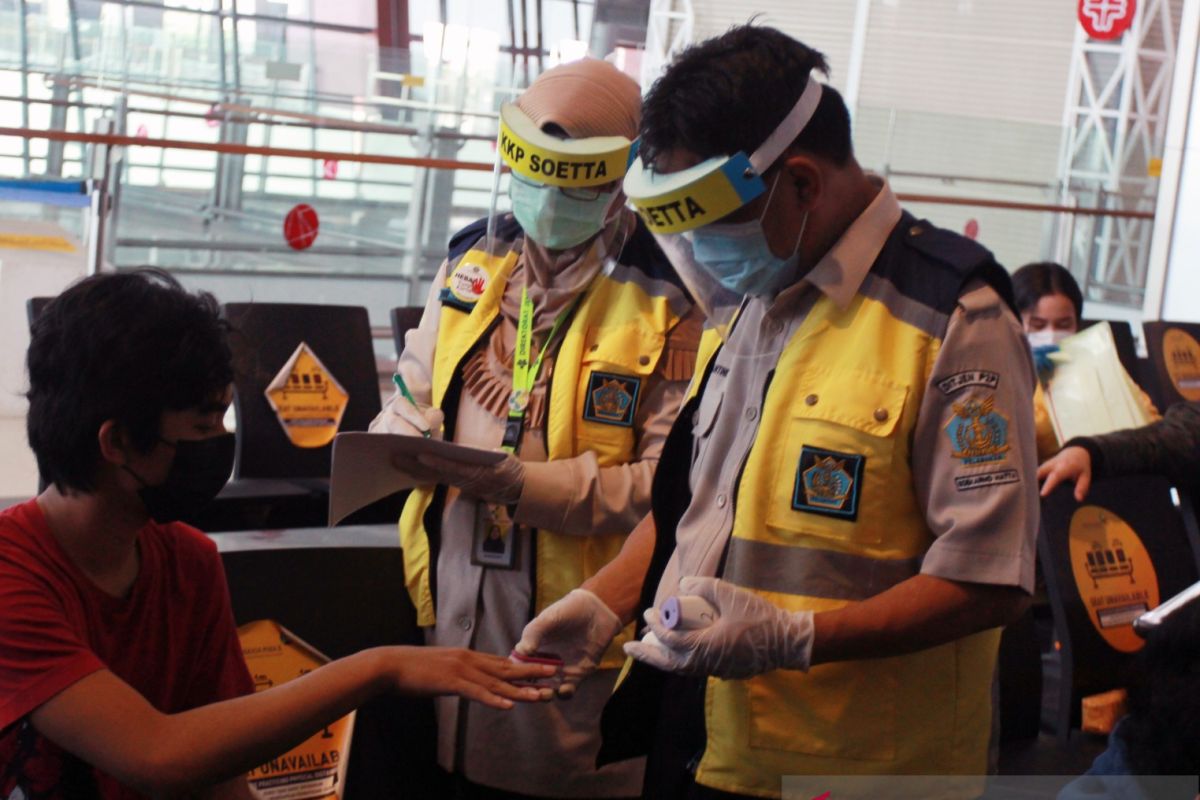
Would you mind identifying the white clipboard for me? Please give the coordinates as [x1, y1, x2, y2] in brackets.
[328, 432, 505, 526]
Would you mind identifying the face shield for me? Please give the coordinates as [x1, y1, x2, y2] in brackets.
[485, 102, 636, 251]
[622, 76, 823, 338]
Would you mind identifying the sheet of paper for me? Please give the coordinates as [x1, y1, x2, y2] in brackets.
[1046, 322, 1154, 445]
[328, 432, 506, 526]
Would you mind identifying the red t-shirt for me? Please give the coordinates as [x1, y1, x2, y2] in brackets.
[0, 499, 254, 799]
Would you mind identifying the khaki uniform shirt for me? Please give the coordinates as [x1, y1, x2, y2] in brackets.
[655, 178, 1038, 609]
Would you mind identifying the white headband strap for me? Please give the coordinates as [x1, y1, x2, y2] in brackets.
[748, 76, 823, 175]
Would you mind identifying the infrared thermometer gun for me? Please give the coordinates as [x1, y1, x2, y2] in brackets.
[660, 595, 719, 631]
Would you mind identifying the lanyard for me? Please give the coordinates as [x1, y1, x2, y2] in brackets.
[502, 286, 577, 453]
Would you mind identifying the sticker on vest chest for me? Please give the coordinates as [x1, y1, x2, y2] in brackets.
[792, 446, 865, 521]
[583, 371, 641, 427]
[945, 394, 1011, 465]
[439, 259, 491, 311]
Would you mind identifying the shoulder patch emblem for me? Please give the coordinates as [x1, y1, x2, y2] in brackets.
[792, 446, 865, 521]
[945, 394, 1010, 465]
[583, 371, 641, 427]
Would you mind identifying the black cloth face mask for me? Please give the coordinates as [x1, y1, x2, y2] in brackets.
[124, 433, 236, 524]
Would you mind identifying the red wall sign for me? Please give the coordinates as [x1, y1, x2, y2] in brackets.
[283, 203, 319, 250]
[1078, 0, 1136, 40]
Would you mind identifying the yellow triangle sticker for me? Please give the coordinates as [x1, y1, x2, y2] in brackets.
[263, 342, 350, 448]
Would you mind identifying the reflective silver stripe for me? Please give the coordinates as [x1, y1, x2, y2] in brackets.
[723, 537, 922, 601]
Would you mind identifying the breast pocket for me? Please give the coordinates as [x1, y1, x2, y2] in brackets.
[764, 370, 909, 547]
[576, 323, 664, 461]
[690, 379, 724, 468]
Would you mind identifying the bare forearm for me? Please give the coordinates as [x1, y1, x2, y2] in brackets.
[810, 574, 1029, 666]
[34, 649, 388, 795]
[156, 649, 388, 786]
[581, 512, 657, 624]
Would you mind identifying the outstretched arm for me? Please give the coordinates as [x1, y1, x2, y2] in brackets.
[31, 647, 550, 797]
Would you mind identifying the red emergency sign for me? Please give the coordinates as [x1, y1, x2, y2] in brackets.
[1078, 0, 1136, 40]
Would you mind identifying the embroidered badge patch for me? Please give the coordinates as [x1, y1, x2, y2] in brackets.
[583, 371, 641, 427]
[792, 446, 865, 521]
[945, 394, 1011, 465]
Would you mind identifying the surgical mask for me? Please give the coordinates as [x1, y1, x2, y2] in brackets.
[687, 174, 807, 298]
[125, 433, 235, 523]
[509, 176, 616, 250]
[1026, 329, 1071, 348]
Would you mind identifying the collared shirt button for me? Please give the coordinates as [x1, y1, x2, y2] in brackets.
[805, 393, 819, 406]
[716, 493, 727, 508]
[458, 616, 473, 631]
[639, 355, 651, 366]
[874, 407, 889, 422]
[589, 343, 600, 352]
[764, 317, 782, 335]
[909, 224, 924, 237]
[745, 407, 758, 421]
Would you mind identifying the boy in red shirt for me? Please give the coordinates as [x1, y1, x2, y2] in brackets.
[0, 271, 550, 799]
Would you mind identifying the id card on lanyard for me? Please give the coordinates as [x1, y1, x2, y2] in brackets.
[471, 285, 578, 570]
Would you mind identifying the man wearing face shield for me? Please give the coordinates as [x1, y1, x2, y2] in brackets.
[370, 58, 698, 797]
[517, 27, 1039, 798]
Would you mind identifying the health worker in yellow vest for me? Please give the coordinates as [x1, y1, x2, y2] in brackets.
[369, 58, 699, 798]
[516, 27, 1039, 799]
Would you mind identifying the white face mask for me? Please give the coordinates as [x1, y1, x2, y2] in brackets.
[1026, 329, 1071, 348]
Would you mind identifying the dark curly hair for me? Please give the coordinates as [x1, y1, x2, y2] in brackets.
[26, 270, 233, 492]
[639, 25, 853, 169]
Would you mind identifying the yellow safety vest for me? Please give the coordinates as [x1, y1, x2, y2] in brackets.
[601, 215, 1019, 795]
[399, 223, 687, 668]
[696, 294, 1000, 794]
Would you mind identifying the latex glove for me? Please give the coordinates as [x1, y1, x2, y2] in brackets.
[1031, 344, 1060, 378]
[396, 451, 526, 505]
[374, 394, 444, 439]
[515, 588, 623, 699]
[624, 576, 814, 680]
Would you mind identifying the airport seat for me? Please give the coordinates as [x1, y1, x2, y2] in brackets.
[26, 296, 53, 329]
[1038, 476, 1199, 742]
[1141, 320, 1200, 410]
[215, 526, 441, 799]
[223, 302, 381, 481]
[389, 305, 424, 359]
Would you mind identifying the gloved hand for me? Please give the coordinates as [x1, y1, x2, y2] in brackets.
[1031, 344, 1060, 378]
[516, 588, 623, 699]
[396, 451, 526, 506]
[623, 576, 814, 680]
[373, 394, 445, 439]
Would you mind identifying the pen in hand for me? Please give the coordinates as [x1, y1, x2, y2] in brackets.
[393, 374, 432, 438]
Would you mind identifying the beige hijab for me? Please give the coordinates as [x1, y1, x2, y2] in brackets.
[501, 58, 642, 331]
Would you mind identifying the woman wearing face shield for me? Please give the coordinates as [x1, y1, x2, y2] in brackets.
[370, 58, 699, 798]
[1012, 262, 1158, 461]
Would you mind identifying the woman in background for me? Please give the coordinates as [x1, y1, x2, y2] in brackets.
[1011, 262, 1158, 461]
